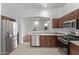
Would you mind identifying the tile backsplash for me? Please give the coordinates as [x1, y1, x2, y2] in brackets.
[51, 28, 78, 35]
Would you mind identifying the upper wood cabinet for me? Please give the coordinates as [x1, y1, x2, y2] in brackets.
[58, 13, 71, 28]
[77, 9, 79, 19]
[52, 19, 60, 28]
[59, 17, 64, 28]
[70, 9, 79, 20]
[52, 9, 79, 28]
[1, 15, 16, 22]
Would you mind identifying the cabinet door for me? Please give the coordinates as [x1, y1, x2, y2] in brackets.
[53, 19, 60, 28]
[59, 18, 64, 28]
[51, 36, 57, 47]
[40, 36, 47, 47]
[77, 9, 79, 19]
[40, 36, 57, 47]
[46, 37, 52, 47]
[71, 9, 79, 20]
[70, 42, 79, 55]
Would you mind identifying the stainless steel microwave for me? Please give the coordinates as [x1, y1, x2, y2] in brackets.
[63, 19, 79, 29]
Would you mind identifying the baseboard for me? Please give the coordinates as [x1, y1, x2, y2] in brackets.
[30, 46, 40, 47]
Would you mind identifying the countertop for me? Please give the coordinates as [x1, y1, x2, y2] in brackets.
[30, 31, 79, 46]
[30, 31, 64, 36]
[30, 33, 63, 36]
[70, 41, 79, 46]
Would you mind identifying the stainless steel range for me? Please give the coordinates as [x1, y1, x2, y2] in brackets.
[57, 35, 79, 55]
[58, 36, 69, 55]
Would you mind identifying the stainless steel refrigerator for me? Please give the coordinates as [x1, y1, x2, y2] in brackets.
[1, 19, 18, 55]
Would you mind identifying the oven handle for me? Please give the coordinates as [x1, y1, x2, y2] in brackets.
[58, 37, 68, 45]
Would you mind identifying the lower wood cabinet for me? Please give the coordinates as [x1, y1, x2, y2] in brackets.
[69, 42, 79, 55]
[40, 35, 57, 47]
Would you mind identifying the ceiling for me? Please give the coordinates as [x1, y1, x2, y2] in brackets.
[1, 3, 66, 9]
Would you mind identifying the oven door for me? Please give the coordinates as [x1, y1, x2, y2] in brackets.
[58, 37, 69, 55]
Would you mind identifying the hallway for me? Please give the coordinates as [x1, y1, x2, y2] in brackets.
[10, 42, 60, 55]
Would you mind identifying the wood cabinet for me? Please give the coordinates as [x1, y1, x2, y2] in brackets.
[52, 19, 60, 28]
[69, 42, 79, 55]
[71, 9, 79, 20]
[40, 35, 57, 47]
[60, 9, 79, 22]
[1, 15, 16, 21]
[59, 18, 64, 28]
[52, 9, 79, 28]
[77, 9, 79, 19]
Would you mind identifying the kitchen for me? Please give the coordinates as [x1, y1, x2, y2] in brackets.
[0, 3, 79, 55]
[30, 9, 79, 55]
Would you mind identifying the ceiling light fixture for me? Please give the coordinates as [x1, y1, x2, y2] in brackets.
[41, 3, 47, 8]
[44, 23, 48, 26]
[34, 21, 39, 25]
[44, 4, 47, 8]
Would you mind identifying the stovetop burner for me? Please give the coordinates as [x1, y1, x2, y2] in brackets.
[59, 35, 79, 41]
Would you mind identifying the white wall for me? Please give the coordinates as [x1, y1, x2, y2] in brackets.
[57, 3, 79, 18]
[22, 18, 50, 37]
[20, 9, 57, 37]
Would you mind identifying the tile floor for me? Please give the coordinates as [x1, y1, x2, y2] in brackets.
[10, 42, 61, 55]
